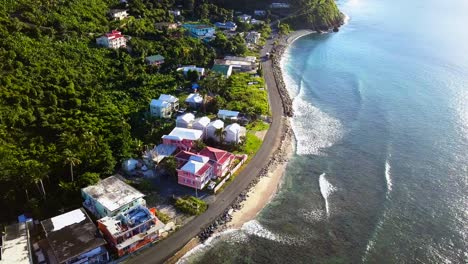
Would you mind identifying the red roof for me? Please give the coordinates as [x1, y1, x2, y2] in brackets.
[105, 30, 124, 39]
[198, 147, 233, 164]
[196, 163, 212, 176]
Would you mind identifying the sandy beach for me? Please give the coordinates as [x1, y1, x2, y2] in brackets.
[229, 129, 294, 228]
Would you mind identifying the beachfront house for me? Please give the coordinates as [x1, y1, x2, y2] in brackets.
[214, 21, 237, 31]
[145, 54, 165, 66]
[199, 147, 235, 178]
[109, 9, 128, 20]
[82, 175, 146, 219]
[40, 208, 109, 264]
[97, 205, 166, 257]
[176, 113, 195, 128]
[218, 109, 240, 120]
[96, 30, 126, 49]
[177, 153, 213, 190]
[182, 24, 215, 40]
[185, 93, 203, 108]
[224, 123, 246, 144]
[1, 222, 33, 264]
[206, 119, 225, 142]
[162, 127, 203, 151]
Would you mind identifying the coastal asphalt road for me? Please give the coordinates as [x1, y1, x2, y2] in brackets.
[125, 32, 286, 264]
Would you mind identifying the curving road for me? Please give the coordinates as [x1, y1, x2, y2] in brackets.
[126, 31, 286, 264]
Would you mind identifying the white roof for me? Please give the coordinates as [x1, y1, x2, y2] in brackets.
[1, 223, 31, 264]
[181, 155, 209, 174]
[218, 109, 240, 118]
[225, 123, 241, 132]
[208, 119, 224, 129]
[151, 99, 169, 108]
[82, 176, 145, 212]
[185, 93, 203, 104]
[163, 127, 203, 141]
[194, 116, 210, 127]
[49, 209, 86, 232]
[177, 113, 195, 123]
[159, 94, 178, 103]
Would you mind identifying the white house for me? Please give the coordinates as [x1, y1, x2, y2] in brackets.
[150, 99, 171, 118]
[207, 119, 224, 141]
[245, 31, 261, 44]
[192, 116, 211, 137]
[251, 19, 264, 25]
[237, 14, 252, 23]
[82, 175, 146, 219]
[218, 109, 240, 120]
[179, 65, 205, 78]
[224, 123, 246, 144]
[162, 127, 203, 151]
[176, 113, 195, 128]
[159, 94, 179, 111]
[254, 10, 267, 17]
[109, 9, 128, 20]
[185, 93, 203, 108]
[96, 30, 126, 49]
[170, 9, 181, 16]
[270, 2, 291, 9]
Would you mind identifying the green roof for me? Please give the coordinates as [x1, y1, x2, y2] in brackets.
[145, 54, 165, 63]
[211, 64, 231, 76]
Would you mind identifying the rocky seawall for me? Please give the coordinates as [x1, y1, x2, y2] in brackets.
[198, 121, 293, 241]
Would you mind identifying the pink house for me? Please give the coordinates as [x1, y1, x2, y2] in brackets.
[198, 147, 234, 178]
[162, 127, 203, 151]
[177, 154, 213, 190]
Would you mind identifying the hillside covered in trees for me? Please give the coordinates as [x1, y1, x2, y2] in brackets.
[0, 0, 216, 222]
[0, 0, 342, 223]
[208, 0, 344, 30]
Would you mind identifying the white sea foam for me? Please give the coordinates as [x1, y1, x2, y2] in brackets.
[177, 229, 247, 263]
[291, 95, 344, 155]
[319, 173, 336, 217]
[299, 208, 325, 222]
[385, 159, 392, 194]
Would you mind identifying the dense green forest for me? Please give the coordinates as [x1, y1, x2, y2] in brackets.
[208, 0, 343, 30]
[0, 0, 342, 223]
[0, 0, 216, 222]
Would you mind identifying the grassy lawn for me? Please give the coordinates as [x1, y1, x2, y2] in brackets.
[246, 120, 270, 132]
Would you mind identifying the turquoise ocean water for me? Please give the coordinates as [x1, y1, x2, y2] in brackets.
[179, 0, 468, 262]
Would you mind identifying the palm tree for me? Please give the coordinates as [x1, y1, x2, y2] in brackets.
[63, 149, 81, 182]
[214, 128, 227, 143]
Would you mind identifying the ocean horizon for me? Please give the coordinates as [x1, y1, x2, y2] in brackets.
[179, 0, 468, 262]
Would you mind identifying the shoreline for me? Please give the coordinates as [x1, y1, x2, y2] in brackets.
[172, 29, 314, 263]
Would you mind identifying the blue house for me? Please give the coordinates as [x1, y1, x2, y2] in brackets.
[183, 24, 215, 40]
[214, 21, 237, 31]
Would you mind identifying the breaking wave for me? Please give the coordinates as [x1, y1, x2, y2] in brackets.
[319, 173, 336, 217]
